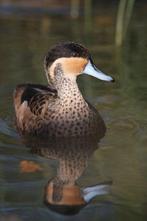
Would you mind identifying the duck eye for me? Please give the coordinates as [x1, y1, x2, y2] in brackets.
[72, 52, 76, 56]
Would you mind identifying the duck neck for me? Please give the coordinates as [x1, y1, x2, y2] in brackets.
[56, 77, 85, 105]
[48, 64, 87, 107]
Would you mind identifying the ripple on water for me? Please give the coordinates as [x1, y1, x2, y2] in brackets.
[0, 118, 19, 139]
[110, 117, 140, 134]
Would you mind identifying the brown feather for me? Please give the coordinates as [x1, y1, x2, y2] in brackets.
[13, 84, 58, 134]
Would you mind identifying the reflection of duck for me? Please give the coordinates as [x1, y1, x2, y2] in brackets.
[13, 42, 114, 137]
[24, 133, 112, 215]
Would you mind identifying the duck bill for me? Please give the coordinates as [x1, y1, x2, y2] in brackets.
[83, 61, 114, 82]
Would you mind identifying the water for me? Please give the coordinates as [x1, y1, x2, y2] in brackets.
[0, 3, 147, 220]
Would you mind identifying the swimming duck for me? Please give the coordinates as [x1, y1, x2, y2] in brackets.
[13, 42, 114, 137]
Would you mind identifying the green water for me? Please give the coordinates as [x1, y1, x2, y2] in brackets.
[0, 3, 147, 221]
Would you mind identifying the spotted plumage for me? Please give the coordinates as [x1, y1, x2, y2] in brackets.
[13, 42, 114, 137]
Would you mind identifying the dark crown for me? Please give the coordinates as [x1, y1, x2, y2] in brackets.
[44, 42, 90, 70]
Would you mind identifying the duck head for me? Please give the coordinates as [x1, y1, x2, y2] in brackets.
[44, 42, 114, 88]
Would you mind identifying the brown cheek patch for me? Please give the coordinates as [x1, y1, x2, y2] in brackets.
[47, 57, 88, 80]
[62, 57, 88, 76]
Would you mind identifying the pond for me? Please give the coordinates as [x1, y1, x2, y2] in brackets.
[0, 2, 147, 221]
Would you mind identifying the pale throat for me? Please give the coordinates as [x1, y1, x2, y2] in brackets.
[57, 76, 85, 103]
[48, 63, 87, 106]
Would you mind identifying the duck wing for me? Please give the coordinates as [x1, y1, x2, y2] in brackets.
[14, 83, 57, 117]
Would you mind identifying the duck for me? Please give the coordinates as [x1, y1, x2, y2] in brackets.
[13, 42, 114, 137]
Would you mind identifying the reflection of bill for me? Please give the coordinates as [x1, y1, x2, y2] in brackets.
[23, 128, 112, 215]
